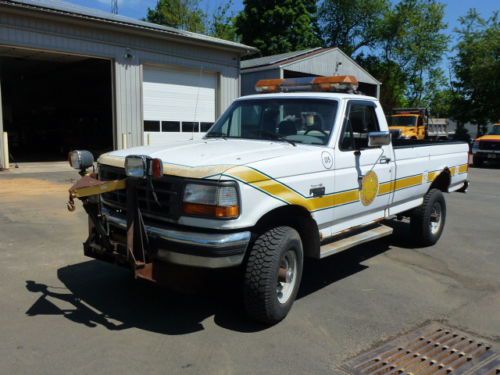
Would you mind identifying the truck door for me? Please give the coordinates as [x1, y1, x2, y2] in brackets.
[332, 100, 395, 234]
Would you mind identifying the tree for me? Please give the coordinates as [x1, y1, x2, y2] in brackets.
[208, 1, 239, 42]
[319, 0, 389, 55]
[380, 0, 449, 106]
[355, 54, 408, 111]
[145, 0, 206, 33]
[235, 0, 321, 56]
[452, 9, 500, 125]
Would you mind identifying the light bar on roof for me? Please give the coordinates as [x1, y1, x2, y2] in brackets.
[255, 75, 359, 93]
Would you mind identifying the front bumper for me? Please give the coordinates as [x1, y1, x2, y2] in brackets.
[102, 208, 251, 269]
[473, 150, 500, 159]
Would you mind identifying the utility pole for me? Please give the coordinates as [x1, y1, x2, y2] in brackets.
[111, 0, 118, 14]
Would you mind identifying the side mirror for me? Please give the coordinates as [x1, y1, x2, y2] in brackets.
[368, 131, 391, 148]
[68, 150, 94, 174]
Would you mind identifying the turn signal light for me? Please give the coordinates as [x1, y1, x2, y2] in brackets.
[183, 203, 240, 219]
[152, 158, 163, 178]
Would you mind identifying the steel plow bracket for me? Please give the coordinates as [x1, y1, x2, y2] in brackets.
[67, 175, 126, 211]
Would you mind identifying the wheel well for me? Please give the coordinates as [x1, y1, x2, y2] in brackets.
[254, 205, 320, 258]
[430, 168, 451, 192]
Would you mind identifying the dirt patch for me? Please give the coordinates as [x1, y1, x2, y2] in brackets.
[0, 178, 69, 196]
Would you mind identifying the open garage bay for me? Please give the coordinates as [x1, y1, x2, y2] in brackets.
[0, 47, 113, 162]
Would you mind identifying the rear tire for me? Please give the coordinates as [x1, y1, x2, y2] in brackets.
[410, 189, 446, 247]
[243, 226, 303, 324]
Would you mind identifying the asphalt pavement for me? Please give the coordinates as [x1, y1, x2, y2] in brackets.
[0, 163, 498, 374]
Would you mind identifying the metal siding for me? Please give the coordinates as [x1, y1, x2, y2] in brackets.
[283, 49, 380, 86]
[241, 68, 281, 96]
[114, 58, 142, 148]
[219, 68, 240, 114]
[0, 10, 242, 153]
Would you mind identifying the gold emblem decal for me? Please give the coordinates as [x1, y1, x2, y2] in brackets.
[360, 171, 379, 206]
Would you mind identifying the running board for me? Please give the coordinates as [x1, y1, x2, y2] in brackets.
[319, 224, 393, 259]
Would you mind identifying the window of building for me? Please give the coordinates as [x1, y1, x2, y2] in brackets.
[144, 120, 160, 132]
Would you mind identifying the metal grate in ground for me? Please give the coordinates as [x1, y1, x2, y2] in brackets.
[342, 323, 499, 375]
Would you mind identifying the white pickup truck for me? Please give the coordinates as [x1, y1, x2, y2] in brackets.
[68, 76, 469, 324]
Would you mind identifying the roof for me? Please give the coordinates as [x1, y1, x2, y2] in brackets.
[1, 0, 257, 54]
[240, 48, 322, 69]
[241, 47, 381, 85]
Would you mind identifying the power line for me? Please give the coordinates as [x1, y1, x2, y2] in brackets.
[111, 0, 118, 14]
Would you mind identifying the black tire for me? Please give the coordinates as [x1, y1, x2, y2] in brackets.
[410, 188, 446, 247]
[473, 155, 484, 167]
[243, 226, 303, 324]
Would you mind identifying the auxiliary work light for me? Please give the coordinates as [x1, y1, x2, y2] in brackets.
[125, 155, 164, 179]
[68, 150, 94, 174]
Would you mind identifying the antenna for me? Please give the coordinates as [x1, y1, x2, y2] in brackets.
[191, 66, 204, 140]
[111, 0, 118, 14]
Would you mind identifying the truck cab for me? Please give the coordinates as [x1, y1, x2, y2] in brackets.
[67, 75, 469, 324]
[472, 123, 500, 166]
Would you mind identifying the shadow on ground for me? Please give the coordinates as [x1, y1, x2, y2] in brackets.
[25, 230, 418, 335]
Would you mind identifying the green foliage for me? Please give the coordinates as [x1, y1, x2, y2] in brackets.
[319, 0, 389, 55]
[380, 0, 450, 106]
[235, 0, 321, 56]
[145, 0, 206, 33]
[355, 54, 407, 111]
[208, 1, 239, 42]
[452, 9, 500, 124]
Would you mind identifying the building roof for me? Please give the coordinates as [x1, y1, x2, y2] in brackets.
[1, 0, 257, 54]
[240, 48, 322, 69]
[241, 47, 381, 85]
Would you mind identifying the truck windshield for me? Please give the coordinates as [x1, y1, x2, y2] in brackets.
[205, 99, 338, 146]
[489, 126, 500, 135]
[388, 116, 417, 127]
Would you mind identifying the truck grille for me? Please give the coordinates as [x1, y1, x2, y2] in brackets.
[99, 164, 184, 222]
[479, 141, 500, 151]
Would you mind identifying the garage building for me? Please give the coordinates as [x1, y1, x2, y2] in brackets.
[241, 47, 381, 98]
[0, 0, 255, 169]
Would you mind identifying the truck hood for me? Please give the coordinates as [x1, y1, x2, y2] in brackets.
[98, 139, 304, 179]
[475, 135, 500, 142]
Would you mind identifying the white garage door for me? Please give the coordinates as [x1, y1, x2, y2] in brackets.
[143, 65, 217, 144]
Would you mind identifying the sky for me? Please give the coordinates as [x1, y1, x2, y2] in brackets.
[66, 0, 498, 71]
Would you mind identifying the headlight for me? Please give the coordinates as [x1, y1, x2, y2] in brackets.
[68, 150, 94, 171]
[183, 183, 240, 219]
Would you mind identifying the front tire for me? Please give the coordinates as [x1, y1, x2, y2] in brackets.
[243, 226, 303, 324]
[410, 189, 446, 247]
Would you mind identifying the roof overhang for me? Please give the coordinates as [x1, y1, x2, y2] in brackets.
[0, 0, 258, 56]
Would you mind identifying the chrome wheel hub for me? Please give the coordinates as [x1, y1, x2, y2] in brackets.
[277, 250, 297, 304]
[429, 202, 442, 235]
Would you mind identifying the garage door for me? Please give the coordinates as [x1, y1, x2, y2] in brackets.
[143, 65, 217, 145]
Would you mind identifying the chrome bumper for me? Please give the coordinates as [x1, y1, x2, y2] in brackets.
[103, 210, 251, 269]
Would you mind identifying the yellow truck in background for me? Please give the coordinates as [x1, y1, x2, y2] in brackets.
[388, 108, 449, 141]
[472, 123, 500, 167]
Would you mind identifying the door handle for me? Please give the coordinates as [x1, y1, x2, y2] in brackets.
[379, 156, 391, 164]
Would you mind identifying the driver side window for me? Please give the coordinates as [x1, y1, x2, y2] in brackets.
[340, 102, 379, 151]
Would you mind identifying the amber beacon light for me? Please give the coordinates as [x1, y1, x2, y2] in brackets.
[255, 75, 359, 93]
